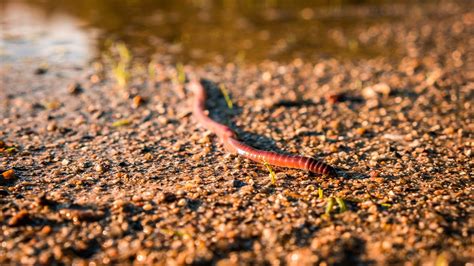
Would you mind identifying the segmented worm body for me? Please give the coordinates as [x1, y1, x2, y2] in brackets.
[189, 80, 336, 177]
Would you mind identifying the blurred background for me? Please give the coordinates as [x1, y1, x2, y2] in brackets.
[0, 0, 434, 65]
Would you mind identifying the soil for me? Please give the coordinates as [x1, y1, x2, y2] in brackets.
[0, 1, 473, 265]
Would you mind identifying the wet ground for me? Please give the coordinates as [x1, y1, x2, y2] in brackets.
[1, 0, 473, 265]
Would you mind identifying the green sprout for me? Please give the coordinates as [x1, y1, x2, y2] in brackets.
[112, 119, 131, 127]
[176, 62, 186, 84]
[263, 160, 276, 185]
[325, 197, 335, 216]
[219, 84, 233, 109]
[111, 42, 131, 87]
[335, 197, 347, 213]
[148, 60, 156, 83]
[318, 187, 324, 199]
[160, 228, 190, 238]
[5, 147, 17, 153]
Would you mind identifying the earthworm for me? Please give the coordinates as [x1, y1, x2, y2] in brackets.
[189, 80, 337, 177]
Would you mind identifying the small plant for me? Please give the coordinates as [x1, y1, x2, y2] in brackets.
[318, 187, 324, 199]
[176, 62, 186, 84]
[110, 42, 132, 87]
[219, 84, 233, 110]
[112, 119, 131, 127]
[160, 228, 190, 238]
[367, 190, 392, 208]
[335, 197, 347, 213]
[263, 160, 276, 185]
[0, 141, 17, 155]
[4, 147, 16, 153]
[325, 197, 335, 216]
[148, 60, 156, 84]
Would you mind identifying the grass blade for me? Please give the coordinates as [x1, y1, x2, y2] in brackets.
[318, 187, 324, 199]
[263, 160, 276, 185]
[176, 63, 186, 84]
[335, 197, 347, 213]
[325, 197, 335, 216]
[112, 119, 131, 127]
[219, 84, 233, 109]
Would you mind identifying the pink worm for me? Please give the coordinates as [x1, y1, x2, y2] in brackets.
[189, 80, 336, 177]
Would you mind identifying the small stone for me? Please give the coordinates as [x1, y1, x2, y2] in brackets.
[156, 192, 177, 203]
[47, 122, 57, 131]
[67, 82, 83, 95]
[443, 127, 455, 135]
[262, 72, 272, 82]
[176, 190, 186, 197]
[8, 210, 32, 226]
[90, 74, 101, 83]
[362, 83, 391, 99]
[329, 120, 340, 131]
[143, 153, 153, 161]
[232, 179, 246, 188]
[465, 149, 472, 157]
[39, 251, 53, 264]
[45, 100, 61, 110]
[40, 225, 52, 235]
[2, 169, 16, 180]
[113, 199, 126, 209]
[94, 164, 104, 172]
[326, 92, 345, 104]
[143, 203, 153, 211]
[369, 170, 379, 178]
[373, 83, 391, 95]
[34, 67, 48, 75]
[132, 95, 144, 108]
[362, 86, 378, 99]
[368, 204, 378, 214]
[177, 198, 187, 207]
[356, 127, 367, 135]
[132, 195, 142, 202]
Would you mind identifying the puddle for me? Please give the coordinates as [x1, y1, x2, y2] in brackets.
[0, 2, 94, 65]
[1, 0, 423, 65]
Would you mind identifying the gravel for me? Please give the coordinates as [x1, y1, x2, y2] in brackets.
[0, 1, 472, 265]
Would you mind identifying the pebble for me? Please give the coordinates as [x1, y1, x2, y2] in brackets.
[156, 192, 177, 203]
[177, 198, 187, 207]
[94, 163, 104, 172]
[67, 82, 83, 95]
[1, 169, 16, 181]
[34, 67, 48, 75]
[132, 95, 144, 108]
[47, 122, 57, 131]
[8, 210, 32, 227]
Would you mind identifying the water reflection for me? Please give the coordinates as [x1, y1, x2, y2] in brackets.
[1, 0, 417, 64]
[0, 2, 94, 64]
